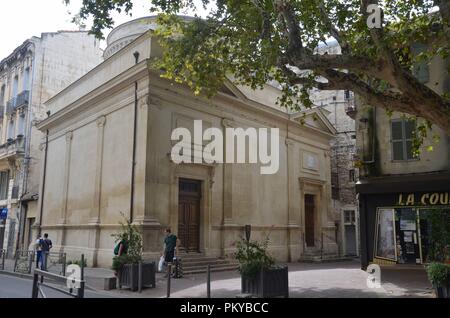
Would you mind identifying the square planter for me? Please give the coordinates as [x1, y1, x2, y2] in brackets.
[434, 281, 450, 298]
[241, 266, 289, 298]
[118, 262, 156, 291]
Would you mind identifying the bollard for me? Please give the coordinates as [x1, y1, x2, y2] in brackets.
[78, 254, 85, 298]
[28, 252, 33, 274]
[207, 264, 211, 298]
[138, 261, 142, 293]
[62, 253, 66, 276]
[167, 264, 172, 298]
[41, 252, 48, 283]
[32, 272, 39, 298]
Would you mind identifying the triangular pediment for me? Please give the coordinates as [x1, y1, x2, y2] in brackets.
[291, 108, 337, 135]
[218, 79, 248, 101]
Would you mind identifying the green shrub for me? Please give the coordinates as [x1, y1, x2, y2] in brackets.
[67, 259, 87, 267]
[423, 209, 450, 262]
[426, 262, 450, 287]
[235, 236, 275, 279]
[111, 213, 143, 271]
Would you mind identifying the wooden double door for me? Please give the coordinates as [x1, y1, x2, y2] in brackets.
[178, 179, 201, 252]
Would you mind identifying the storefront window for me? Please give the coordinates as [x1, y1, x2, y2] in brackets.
[395, 208, 420, 264]
[419, 208, 450, 263]
[375, 209, 396, 261]
[374, 206, 449, 264]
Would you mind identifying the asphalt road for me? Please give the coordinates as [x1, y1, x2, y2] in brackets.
[0, 274, 113, 298]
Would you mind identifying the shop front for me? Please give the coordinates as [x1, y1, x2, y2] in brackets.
[357, 173, 450, 268]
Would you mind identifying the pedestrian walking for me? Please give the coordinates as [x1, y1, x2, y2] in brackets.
[162, 228, 180, 277]
[33, 234, 42, 268]
[39, 233, 52, 270]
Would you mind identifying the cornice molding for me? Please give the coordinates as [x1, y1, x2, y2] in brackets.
[37, 60, 149, 131]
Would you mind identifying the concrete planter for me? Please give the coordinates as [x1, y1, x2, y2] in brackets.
[118, 262, 156, 291]
[241, 266, 289, 298]
[434, 280, 450, 298]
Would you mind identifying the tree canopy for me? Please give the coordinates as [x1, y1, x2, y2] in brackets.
[66, 0, 450, 136]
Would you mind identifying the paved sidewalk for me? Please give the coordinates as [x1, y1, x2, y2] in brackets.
[98, 260, 434, 298]
[1, 259, 434, 298]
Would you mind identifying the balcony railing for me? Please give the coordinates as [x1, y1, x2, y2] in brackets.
[16, 90, 29, 108]
[6, 98, 16, 115]
[0, 136, 25, 159]
[11, 186, 19, 200]
[6, 90, 29, 115]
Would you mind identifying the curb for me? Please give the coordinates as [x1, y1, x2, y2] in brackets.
[0, 269, 33, 280]
[0, 269, 100, 292]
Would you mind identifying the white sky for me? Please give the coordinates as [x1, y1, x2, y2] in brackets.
[0, 0, 207, 60]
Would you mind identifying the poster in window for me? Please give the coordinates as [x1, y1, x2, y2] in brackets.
[375, 209, 396, 260]
[400, 219, 416, 231]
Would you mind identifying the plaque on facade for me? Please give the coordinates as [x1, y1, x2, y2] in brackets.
[302, 152, 319, 172]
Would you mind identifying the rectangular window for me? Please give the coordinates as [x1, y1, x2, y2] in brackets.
[349, 169, 355, 183]
[12, 75, 19, 98]
[331, 172, 339, 200]
[0, 85, 5, 105]
[332, 187, 340, 200]
[22, 68, 30, 91]
[391, 119, 417, 161]
[344, 210, 356, 224]
[0, 171, 9, 201]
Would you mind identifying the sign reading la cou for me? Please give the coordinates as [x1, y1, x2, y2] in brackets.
[397, 192, 450, 206]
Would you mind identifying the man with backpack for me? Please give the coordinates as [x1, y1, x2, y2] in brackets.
[39, 233, 52, 270]
[114, 237, 128, 257]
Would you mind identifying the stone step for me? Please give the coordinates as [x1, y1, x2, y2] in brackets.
[182, 264, 239, 275]
[178, 256, 221, 263]
[176, 253, 206, 258]
[299, 255, 354, 263]
[182, 262, 239, 271]
[180, 259, 233, 266]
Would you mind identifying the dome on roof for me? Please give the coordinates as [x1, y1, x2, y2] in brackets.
[103, 15, 196, 59]
[103, 16, 158, 59]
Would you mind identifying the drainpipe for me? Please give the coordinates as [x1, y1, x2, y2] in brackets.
[129, 51, 140, 223]
[38, 129, 49, 237]
[361, 106, 377, 164]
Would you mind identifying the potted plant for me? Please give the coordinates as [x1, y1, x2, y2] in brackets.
[112, 216, 156, 291]
[423, 209, 450, 298]
[235, 235, 289, 298]
[426, 263, 450, 298]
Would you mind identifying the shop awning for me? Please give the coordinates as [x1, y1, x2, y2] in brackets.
[356, 171, 450, 194]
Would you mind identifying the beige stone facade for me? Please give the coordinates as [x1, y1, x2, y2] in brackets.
[0, 31, 103, 256]
[355, 52, 450, 176]
[36, 18, 339, 268]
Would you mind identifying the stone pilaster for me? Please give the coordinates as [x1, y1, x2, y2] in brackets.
[88, 116, 106, 267]
[221, 118, 235, 225]
[59, 131, 73, 249]
[133, 95, 160, 227]
[286, 138, 302, 261]
[89, 116, 106, 225]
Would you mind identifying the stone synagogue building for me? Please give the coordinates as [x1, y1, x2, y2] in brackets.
[36, 17, 341, 268]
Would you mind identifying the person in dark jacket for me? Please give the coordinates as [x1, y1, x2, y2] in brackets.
[39, 233, 52, 270]
[162, 228, 181, 277]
